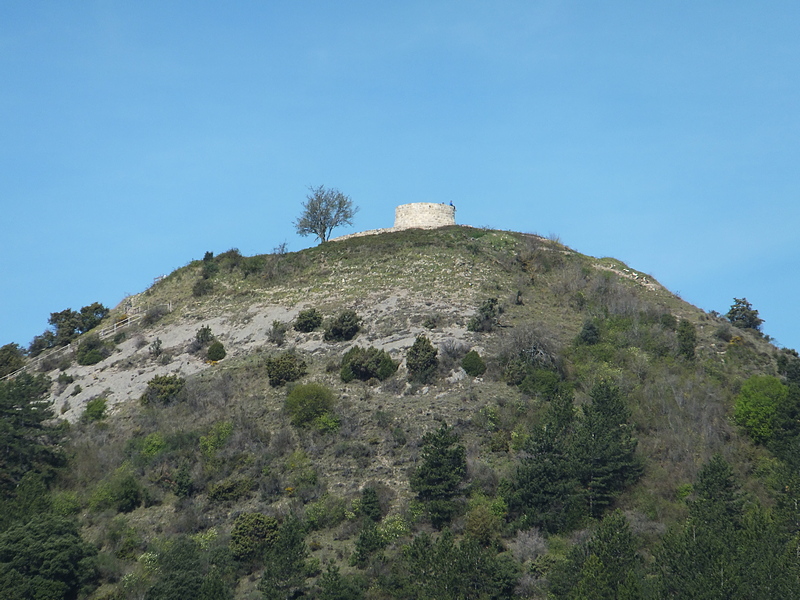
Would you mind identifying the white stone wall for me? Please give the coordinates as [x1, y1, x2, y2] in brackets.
[330, 202, 457, 242]
[394, 203, 456, 229]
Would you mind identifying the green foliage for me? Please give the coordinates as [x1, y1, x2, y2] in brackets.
[196, 325, 214, 344]
[734, 375, 788, 443]
[410, 423, 466, 529]
[294, 308, 323, 332]
[406, 335, 439, 384]
[0, 373, 62, 498]
[264, 352, 308, 387]
[726, 297, 764, 331]
[777, 348, 800, 385]
[230, 513, 279, 562]
[295, 184, 358, 243]
[285, 383, 335, 428]
[90, 467, 144, 513]
[549, 510, 641, 600]
[677, 319, 697, 359]
[392, 529, 518, 599]
[268, 320, 289, 345]
[323, 309, 361, 342]
[467, 297, 500, 332]
[140, 374, 186, 405]
[361, 486, 382, 522]
[42, 302, 110, 349]
[76, 334, 108, 365]
[578, 320, 600, 345]
[0, 343, 25, 378]
[317, 565, 365, 600]
[461, 350, 487, 377]
[200, 421, 233, 462]
[207, 340, 226, 361]
[350, 520, 387, 567]
[193, 278, 214, 297]
[304, 494, 347, 531]
[0, 514, 98, 600]
[208, 476, 254, 502]
[82, 397, 107, 422]
[573, 381, 643, 518]
[259, 514, 309, 600]
[340, 346, 398, 382]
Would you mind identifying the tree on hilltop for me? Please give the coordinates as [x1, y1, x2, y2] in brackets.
[295, 185, 358, 243]
[726, 297, 764, 332]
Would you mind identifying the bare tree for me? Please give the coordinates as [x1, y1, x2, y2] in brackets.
[294, 185, 358, 243]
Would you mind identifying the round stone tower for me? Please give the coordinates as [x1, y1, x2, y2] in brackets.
[393, 203, 456, 230]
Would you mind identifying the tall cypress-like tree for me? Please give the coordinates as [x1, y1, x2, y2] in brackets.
[260, 514, 308, 600]
[572, 381, 642, 518]
[410, 423, 466, 529]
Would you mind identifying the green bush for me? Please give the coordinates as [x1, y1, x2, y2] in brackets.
[295, 308, 323, 333]
[285, 383, 335, 427]
[268, 320, 289, 346]
[734, 375, 788, 443]
[82, 397, 107, 422]
[208, 476, 254, 502]
[265, 352, 308, 387]
[140, 374, 186, 405]
[76, 334, 108, 365]
[340, 346, 398, 382]
[196, 325, 214, 344]
[677, 320, 697, 359]
[207, 340, 226, 361]
[324, 310, 361, 342]
[406, 335, 438, 384]
[461, 350, 486, 377]
[230, 513, 279, 562]
[192, 278, 213, 297]
[467, 298, 500, 332]
[90, 468, 145, 513]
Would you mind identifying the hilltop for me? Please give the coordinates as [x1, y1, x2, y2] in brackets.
[2, 224, 798, 599]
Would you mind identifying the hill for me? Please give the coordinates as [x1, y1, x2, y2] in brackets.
[2, 225, 799, 599]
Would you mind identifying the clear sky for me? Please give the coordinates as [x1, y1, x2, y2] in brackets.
[2, 2, 799, 351]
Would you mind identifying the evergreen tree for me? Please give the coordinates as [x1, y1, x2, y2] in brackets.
[259, 515, 308, 600]
[505, 393, 581, 533]
[410, 423, 466, 529]
[572, 381, 642, 518]
[0, 373, 62, 498]
[656, 455, 744, 599]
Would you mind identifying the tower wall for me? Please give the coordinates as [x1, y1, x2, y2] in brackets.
[394, 203, 456, 230]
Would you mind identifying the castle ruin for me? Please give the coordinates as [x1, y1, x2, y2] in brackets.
[331, 202, 457, 242]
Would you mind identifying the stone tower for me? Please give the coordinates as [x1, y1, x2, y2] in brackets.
[393, 203, 456, 230]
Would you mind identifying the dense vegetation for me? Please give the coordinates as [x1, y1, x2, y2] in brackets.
[1, 226, 799, 598]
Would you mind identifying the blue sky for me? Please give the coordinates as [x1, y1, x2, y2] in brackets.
[2, 2, 799, 351]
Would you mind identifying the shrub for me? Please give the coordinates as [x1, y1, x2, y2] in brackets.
[268, 320, 289, 346]
[192, 278, 213, 297]
[726, 297, 764, 331]
[140, 374, 186, 405]
[461, 350, 486, 377]
[406, 335, 438, 384]
[196, 325, 214, 344]
[324, 310, 361, 342]
[142, 305, 169, 325]
[578, 320, 600, 345]
[208, 476, 254, 502]
[83, 397, 107, 422]
[76, 334, 108, 365]
[677, 320, 697, 359]
[230, 513, 279, 562]
[265, 352, 308, 387]
[295, 308, 323, 333]
[207, 340, 226, 361]
[90, 468, 145, 513]
[340, 346, 398, 382]
[467, 298, 500, 332]
[285, 383, 335, 427]
[734, 375, 788, 443]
